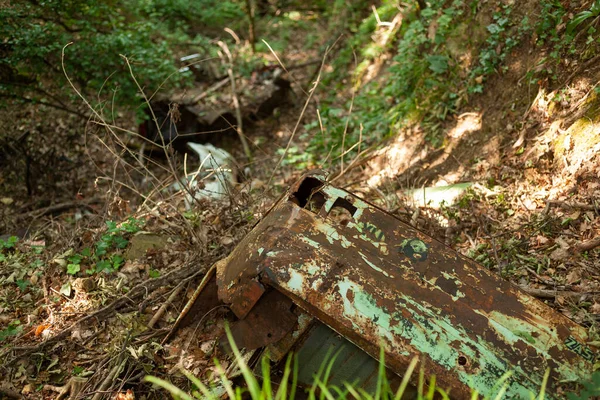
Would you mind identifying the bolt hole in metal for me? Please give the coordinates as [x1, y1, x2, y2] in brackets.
[457, 355, 468, 366]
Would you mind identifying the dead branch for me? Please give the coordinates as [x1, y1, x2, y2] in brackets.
[576, 236, 600, 253]
[217, 41, 252, 162]
[90, 358, 127, 400]
[543, 200, 599, 214]
[0, 384, 21, 399]
[148, 281, 186, 328]
[16, 197, 102, 220]
[191, 78, 228, 104]
[519, 286, 587, 300]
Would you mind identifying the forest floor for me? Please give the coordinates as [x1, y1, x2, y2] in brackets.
[1, 1, 600, 399]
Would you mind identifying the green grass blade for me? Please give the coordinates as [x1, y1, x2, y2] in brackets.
[225, 324, 261, 400]
[261, 354, 273, 400]
[144, 375, 194, 400]
[425, 375, 436, 400]
[290, 355, 298, 400]
[181, 368, 218, 400]
[343, 382, 363, 399]
[316, 379, 337, 400]
[275, 355, 293, 400]
[214, 358, 238, 399]
[537, 369, 550, 400]
[394, 356, 418, 400]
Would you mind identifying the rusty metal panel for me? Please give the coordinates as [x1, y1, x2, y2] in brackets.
[225, 290, 297, 351]
[217, 172, 597, 399]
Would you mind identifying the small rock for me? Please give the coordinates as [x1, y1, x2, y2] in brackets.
[126, 234, 172, 260]
[73, 278, 96, 293]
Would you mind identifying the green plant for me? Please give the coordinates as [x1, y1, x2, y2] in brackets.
[0, 0, 247, 117]
[0, 236, 18, 252]
[0, 320, 23, 342]
[63, 217, 144, 276]
[567, 1, 600, 35]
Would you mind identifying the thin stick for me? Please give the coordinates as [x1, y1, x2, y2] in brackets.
[267, 43, 337, 187]
[576, 236, 600, 253]
[217, 41, 253, 161]
[148, 282, 186, 328]
[90, 357, 127, 400]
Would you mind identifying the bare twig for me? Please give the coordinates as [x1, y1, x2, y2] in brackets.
[0, 384, 21, 399]
[217, 41, 252, 161]
[16, 197, 101, 219]
[1, 262, 207, 366]
[576, 236, 600, 253]
[267, 41, 340, 187]
[543, 200, 599, 214]
[191, 78, 229, 103]
[148, 282, 186, 328]
[91, 345, 128, 400]
[519, 286, 591, 300]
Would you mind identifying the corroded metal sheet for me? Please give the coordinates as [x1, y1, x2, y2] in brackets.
[224, 290, 297, 351]
[216, 172, 597, 399]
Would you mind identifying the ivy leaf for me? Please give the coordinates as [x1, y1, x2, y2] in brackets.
[486, 23, 502, 34]
[426, 55, 449, 75]
[67, 263, 81, 275]
[106, 220, 118, 233]
[96, 260, 112, 273]
[16, 280, 29, 291]
[113, 236, 129, 249]
[111, 255, 124, 269]
[68, 254, 82, 264]
[0, 321, 22, 342]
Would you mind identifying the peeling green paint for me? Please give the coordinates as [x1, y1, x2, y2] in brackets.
[287, 270, 305, 292]
[513, 330, 536, 344]
[218, 172, 596, 398]
[300, 236, 320, 249]
[358, 251, 391, 278]
[315, 221, 353, 248]
[332, 276, 542, 399]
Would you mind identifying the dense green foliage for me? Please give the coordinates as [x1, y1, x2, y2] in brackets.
[0, 0, 242, 114]
[302, 0, 600, 167]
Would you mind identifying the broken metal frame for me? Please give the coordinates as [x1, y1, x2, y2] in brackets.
[175, 171, 596, 399]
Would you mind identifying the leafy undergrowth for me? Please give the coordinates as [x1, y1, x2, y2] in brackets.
[0, 191, 262, 398]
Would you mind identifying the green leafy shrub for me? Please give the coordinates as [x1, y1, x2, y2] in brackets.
[64, 217, 144, 276]
[0, 0, 244, 115]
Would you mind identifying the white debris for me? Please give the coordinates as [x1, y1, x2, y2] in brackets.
[171, 143, 237, 209]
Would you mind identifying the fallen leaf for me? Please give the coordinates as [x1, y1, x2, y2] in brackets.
[60, 281, 72, 297]
[21, 384, 33, 394]
[566, 269, 582, 285]
[114, 389, 135, 400]
[35, 324, 50, 337]
[220, 236, 234, 246]
[591, 303, 600, 314]
[550, 247, 570, 261]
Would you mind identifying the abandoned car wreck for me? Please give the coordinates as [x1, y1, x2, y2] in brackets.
[168, 171, 597, 399]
